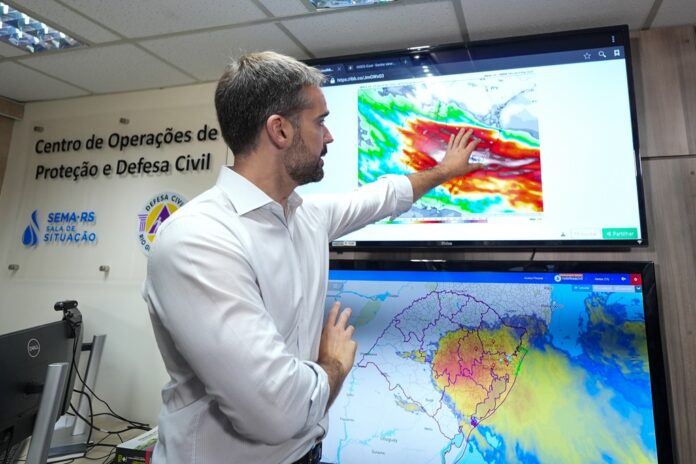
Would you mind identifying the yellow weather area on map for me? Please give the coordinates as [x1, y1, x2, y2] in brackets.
[457, 342, 655, 463]
[585, 295, 650, 374]
[430, 325, 528, 437]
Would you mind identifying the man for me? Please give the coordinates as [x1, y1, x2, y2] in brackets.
[143, 51, 481, 464]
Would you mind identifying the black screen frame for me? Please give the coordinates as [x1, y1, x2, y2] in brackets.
[306, 25, 648, 251]
[326, 259, 673, 463]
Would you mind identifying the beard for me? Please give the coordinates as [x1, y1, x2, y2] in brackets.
[284, 131, 325, 186]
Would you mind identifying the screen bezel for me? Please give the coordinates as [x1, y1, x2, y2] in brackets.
[327, 259, 673, 463]
[306, 25, 648, 251]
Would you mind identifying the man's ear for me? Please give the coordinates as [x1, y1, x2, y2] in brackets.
[266, 114, 294, 149]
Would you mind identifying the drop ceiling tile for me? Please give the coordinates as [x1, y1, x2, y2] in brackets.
[60, 0, 268, 38]
[9, 0, 120, 43]
[140, 23, 309, 82]
[257, 0, 311, 17]
[0, 62, 88, 102]
[460, 0, 653, 41]
[21, 44, 194, 94]
[652, 0, 696, 28]
[0, 42, 29, 57]
[282, 1, 461, 57]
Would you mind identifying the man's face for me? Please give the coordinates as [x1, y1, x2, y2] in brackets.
[284, 86, 334, 186]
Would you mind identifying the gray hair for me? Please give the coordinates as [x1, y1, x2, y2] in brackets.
[214, 51, 325, 156]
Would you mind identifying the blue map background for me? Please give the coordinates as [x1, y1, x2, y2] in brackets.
[321, 278, 658, 464]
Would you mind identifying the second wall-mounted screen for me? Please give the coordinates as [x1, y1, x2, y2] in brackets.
[320, 259, 672, 463]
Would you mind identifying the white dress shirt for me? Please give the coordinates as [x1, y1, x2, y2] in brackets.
[142, 166, 412, 464]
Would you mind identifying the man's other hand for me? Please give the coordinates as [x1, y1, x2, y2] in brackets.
[318, 302, 357, 410]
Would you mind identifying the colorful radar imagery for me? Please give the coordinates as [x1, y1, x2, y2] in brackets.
[357, 78, 542, 222]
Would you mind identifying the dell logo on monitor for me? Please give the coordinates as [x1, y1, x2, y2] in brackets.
[27, 338, 41, 358]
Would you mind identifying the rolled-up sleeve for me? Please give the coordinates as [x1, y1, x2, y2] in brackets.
[145, 214, 330, 445]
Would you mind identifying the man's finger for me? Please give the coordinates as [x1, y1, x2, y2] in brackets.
[454, 128, 468, 146]
[326, 301, 340, 326]
[463, 128, 475, 142]
[452, 129, 463, 146]
[336, 307, 352, 328]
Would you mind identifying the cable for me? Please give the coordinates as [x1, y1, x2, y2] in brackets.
[68, 390, 93, 449]
[63, 341, 147, 464]
[62, 305, 148, 431]
[59, 305, 149, 464]
[529, 248, 536, 261]
[90, 412, 148, 431]
[66, 391, 147, 464]
[69, 390, 146, 439]
[68, 335, 149, 430]
[81, 450, 115, 462]
[85, 429, 124, 464]
[72, 362, 149, 429]
[68, 334, 94, 452]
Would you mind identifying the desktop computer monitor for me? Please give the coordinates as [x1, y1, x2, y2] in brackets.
[322, 260, 673, 463]
[0, 309, 82, 462]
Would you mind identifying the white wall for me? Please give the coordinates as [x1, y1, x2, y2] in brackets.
[0, 82, 228, 425]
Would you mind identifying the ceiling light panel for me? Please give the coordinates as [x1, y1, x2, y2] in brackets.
[0, 1, 84, 53]
[309, 0, 397, 9]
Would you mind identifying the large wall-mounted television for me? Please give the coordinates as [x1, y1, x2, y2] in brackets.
[321, 259, 673, 463]
[302, 25, 647, 250]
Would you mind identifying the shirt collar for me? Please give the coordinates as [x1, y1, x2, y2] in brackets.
[216, 166, 303, 216]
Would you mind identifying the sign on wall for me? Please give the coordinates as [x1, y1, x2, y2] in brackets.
[8, 104, 228, 280]
[22, 209, 97, 247]
[33, 124, 219, 182]
[136, 192, 187, 255]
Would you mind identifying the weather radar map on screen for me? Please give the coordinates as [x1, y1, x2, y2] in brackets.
[358, 73, 542, 220]
[321, 262, 672, 464]
[302, 25, 647, 248]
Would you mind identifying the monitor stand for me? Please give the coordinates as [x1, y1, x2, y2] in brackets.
[24, 363, 69, 464]
[47, 334, 106, 462]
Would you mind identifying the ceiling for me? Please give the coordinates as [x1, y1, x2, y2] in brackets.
[0, 0, 694, 104]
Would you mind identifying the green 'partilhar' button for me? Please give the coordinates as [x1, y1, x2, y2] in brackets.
[602, 228, 638, 239]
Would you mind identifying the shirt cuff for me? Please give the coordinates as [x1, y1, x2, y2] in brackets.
[303, 360, 330, 430]
[380, 174, 414, 219]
